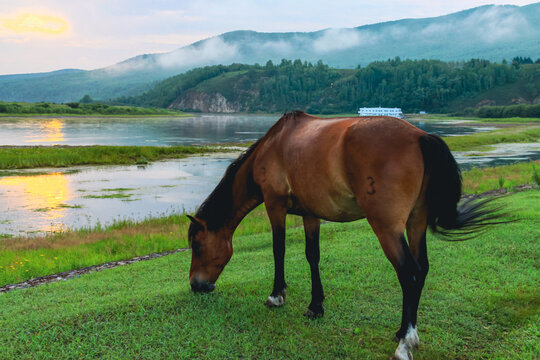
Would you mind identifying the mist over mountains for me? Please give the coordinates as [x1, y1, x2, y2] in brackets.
[1, 3, 539, 103]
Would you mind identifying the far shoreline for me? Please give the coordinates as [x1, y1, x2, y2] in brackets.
[0, 113, 193, 119]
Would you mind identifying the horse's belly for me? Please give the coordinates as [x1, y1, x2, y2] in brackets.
[290, 190, 365, 222]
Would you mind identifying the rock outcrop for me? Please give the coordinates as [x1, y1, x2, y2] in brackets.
[169, 92, 243, 113]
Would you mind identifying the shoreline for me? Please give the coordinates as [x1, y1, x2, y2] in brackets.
[0, 113, 192, 119]
[0, 144, 244, 172]
[0, 159, 538, 288]
[1, 185, 537, 294]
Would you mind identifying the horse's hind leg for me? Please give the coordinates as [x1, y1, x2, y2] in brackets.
[402, 204, 429, 341]
[302, 215, 324, 318]
[367, 220, 424, 360]
[388, 207, 429, 360]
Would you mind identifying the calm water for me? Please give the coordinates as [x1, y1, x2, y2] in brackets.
[0, 115, 496, 146]
[0, 114, 538, 236]
[0, 156, 236, 236]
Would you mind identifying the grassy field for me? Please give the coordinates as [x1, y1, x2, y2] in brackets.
[0, 145, 238, 170]
[0, 190, 537, 359]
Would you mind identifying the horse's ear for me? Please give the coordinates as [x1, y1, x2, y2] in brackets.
[187, 215, 204, 231]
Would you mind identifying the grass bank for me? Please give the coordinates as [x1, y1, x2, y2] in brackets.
[421, 114, 540, 124]
[0, 206, 303, 286]
[0, 101, 189, 117]
[0, 191, 538, 359]
[444, 125, 540, 151]
[0, 145, 239, 170]
[0, 161, 538, 287]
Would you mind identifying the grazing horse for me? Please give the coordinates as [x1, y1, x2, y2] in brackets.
[187, 111, 501, 360]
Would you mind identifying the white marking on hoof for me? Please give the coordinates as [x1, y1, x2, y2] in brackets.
[405, 325, 419, 349]
[393, 340, 413, 360]
[266, 295, 285, 307]
[393, 325, 418, 360]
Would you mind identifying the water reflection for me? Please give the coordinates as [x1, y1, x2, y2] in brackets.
[0, 172, 71, 233]
[0, 156, 234, 236]
[24, 118, 65, 144]
[0, 115, 496, 146]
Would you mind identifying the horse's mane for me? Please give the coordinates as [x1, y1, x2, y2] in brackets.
[195, 138, 262, 230]
[194, 111, 309, 230]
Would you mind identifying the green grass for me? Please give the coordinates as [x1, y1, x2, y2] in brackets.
[0, 206, 303, 286]
[443, 125, 540, 151]
[421, 114, 540, 123]
[0, 145, 238, 170]
[0, 191, 538, 359]
[462, 160, 540, 194]
[0, 101, 190, 117]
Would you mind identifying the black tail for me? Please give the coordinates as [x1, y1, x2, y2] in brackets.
[419, 134, 506, 240]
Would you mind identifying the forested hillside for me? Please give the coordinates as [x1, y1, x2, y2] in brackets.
[116, 58, 540, 114]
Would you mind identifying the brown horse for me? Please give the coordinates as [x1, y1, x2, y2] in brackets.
[187, 111, 501, 360]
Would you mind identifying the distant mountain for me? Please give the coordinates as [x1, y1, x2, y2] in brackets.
[1, 3, 539, 103]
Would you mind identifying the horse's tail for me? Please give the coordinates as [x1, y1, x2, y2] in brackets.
[419, 133, 505, 240]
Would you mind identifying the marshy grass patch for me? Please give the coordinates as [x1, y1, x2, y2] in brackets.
[83, 193, 133, 199]
[0, 145, 238, 170]
[444, 125, 540, 151]
[101, 187, 137, 192]
[57, 203, 83, 209]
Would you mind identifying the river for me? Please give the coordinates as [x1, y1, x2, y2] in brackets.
[0, 114, 538, 236]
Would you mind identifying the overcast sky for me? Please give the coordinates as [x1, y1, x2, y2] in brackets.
[0, 0, 537, 75]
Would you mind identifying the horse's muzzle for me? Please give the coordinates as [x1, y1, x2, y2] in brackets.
[190, 280, 216, 293]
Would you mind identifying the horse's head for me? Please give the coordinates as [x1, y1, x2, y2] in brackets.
[187, 215, 233, 293]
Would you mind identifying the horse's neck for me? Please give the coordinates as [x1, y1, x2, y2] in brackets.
[227, 158, 262, 232]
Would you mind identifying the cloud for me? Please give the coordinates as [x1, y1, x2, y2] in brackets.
[259, 40, 294, 54]
[104, 36, 239, 74]
[157, 36, 238, 68]
[312, 28, 375, 53]
[420, 5, 530, 43]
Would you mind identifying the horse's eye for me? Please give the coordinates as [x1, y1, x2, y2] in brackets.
[191, 241, 202, 257]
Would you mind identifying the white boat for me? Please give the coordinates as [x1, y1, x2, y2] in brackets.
[358, 107, 404, 119]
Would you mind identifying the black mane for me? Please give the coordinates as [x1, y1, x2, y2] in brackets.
[195, 138, 262, 230]
[194, 111, 309, 231]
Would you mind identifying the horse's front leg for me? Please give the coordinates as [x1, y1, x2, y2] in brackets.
[302, 216, 324, 318]
[264, 203, 287, 307]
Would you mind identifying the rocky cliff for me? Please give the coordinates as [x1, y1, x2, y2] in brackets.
[168, 92, 243, 113]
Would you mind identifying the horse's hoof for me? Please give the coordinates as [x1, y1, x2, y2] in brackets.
[391, 344, 413, 360]
[264, 290, 286, 308]
[390, 353, 412, 360]
[303, 303, 324, 319]
[303, 308, 323, 319]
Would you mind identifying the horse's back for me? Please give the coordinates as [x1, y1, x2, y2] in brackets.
[253, 114, 427, 222]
